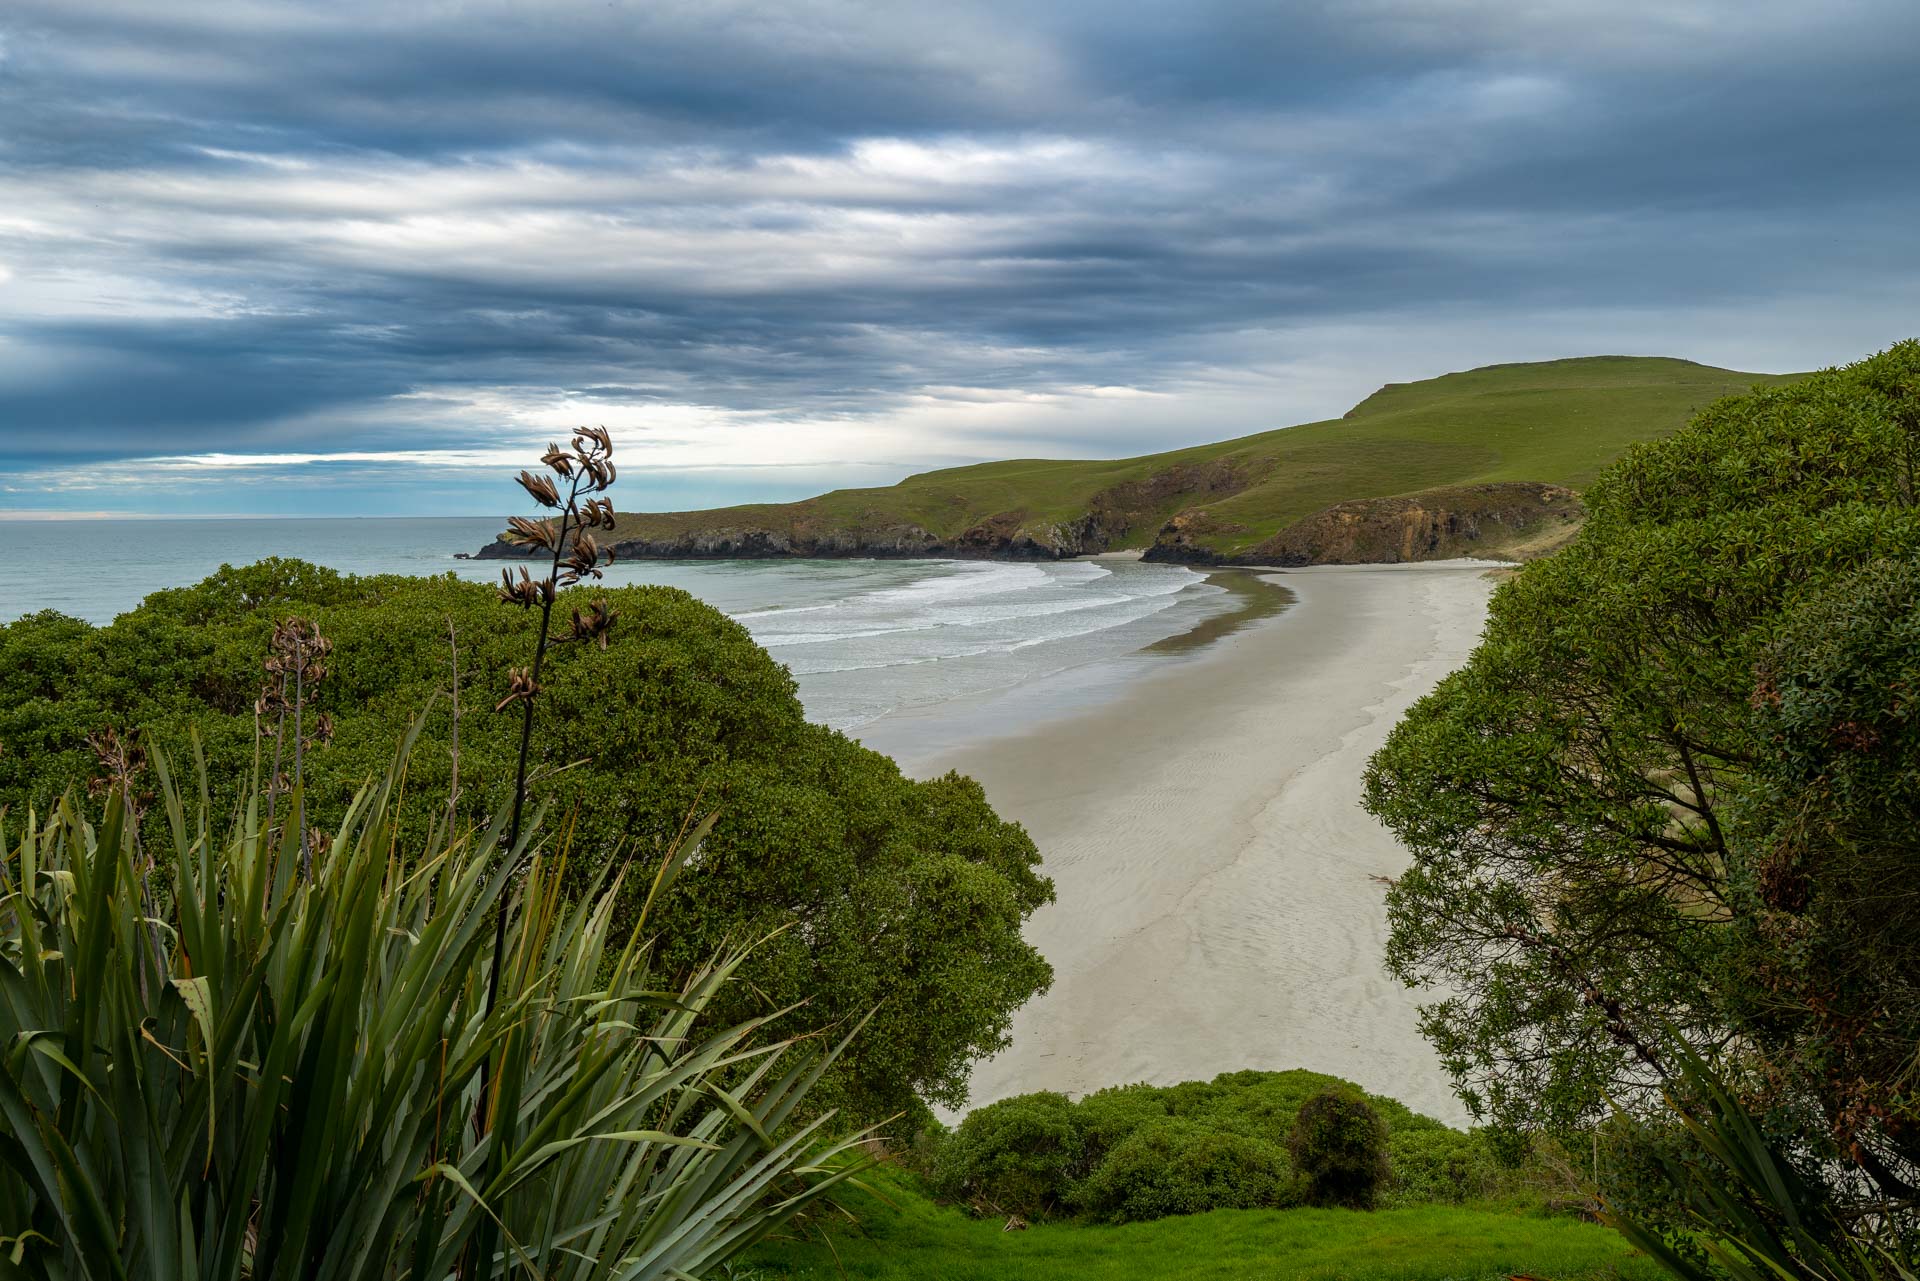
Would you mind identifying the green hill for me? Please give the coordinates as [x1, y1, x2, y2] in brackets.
[479, 356, 1798, 565]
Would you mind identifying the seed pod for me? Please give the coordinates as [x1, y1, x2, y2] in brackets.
[505, 516, 558, 551]
[516, 469, 561, 508]
[495, 666, 540, 712]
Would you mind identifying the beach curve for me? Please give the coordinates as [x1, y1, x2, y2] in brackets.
[906, 560, 1500, 1125]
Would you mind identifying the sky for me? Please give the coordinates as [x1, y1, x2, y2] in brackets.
[1, 0, 1916, 518]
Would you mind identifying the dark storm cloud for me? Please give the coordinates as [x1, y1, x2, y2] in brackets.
[1, 0, 1917, 511]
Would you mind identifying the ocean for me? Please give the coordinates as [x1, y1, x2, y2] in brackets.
[0, 517, 1272, 736]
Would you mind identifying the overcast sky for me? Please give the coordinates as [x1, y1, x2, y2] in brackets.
[1, 0, 1916, 517]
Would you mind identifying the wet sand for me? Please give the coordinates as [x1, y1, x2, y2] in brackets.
[900, 561, 1499, 1124]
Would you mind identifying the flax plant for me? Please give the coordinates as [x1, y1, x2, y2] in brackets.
[0, 717, 870, 1279]
[1598, 1041, 1918, 1281]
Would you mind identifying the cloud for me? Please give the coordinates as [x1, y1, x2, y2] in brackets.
[0, 0, 1916, 514]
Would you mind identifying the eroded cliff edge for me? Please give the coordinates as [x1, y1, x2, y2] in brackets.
[473, 479, 1584, 567]
[1145, 482, 1584, 566]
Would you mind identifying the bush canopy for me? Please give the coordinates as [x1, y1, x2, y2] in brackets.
[1364, 339, 1920, 1204]
[0, 567, 1054, 1125]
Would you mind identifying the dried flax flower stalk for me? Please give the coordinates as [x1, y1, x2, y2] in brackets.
[257, 616, 334, 880]
[471, 426, 625, 1202]
[86, 727, 166, 985]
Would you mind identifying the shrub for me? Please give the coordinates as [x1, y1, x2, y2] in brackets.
[0, 730, 866, 1279]
[931, 1092, 1082, 1218]
[928, 1070, 1521, 1224]
[1069, 1083, 1170, 1173]
[1289, 1086, 1391, 1208]
[1074, 1120, 1292, 1223]
[1171, 1068, 1360, 1138]
[0, 562, 1053, 1126]
[1384, 1121, 1504, 1206]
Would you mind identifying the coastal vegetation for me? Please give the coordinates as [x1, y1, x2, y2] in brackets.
[0, 730, 868, 1278]
[487, 356, 1797, 564]
[0, 568, 1049, 1128]
[1364, 341, 1920, 1257]
[921, 1070, 1499, 1225]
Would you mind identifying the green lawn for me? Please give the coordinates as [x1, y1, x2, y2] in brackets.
[743, 1168, 1667, 1281]
[605, 355, 1800, 559]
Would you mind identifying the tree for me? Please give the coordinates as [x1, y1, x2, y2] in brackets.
[1363, 341, 1920, 1199]
[1726, 558, 1920, 1200]
[0, 561, 1054, 1125]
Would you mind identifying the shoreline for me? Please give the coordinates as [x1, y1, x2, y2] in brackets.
[879, 560, 1500, 1124]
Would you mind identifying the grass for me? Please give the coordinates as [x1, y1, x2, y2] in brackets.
[743, 1166, 1668, 1281]
[605, 356, 1801, 558]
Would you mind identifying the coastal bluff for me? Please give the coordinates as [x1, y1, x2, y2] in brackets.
[471, 479, 1585, 567]
[470, 355, 1791, 567]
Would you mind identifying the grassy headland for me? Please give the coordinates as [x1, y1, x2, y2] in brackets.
[484, 356, 1797, 564]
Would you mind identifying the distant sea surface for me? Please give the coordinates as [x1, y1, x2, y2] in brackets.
[0, 517, 1261, 733]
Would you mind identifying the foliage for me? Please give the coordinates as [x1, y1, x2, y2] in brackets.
[927, 1070, 1518, 1225]
[744, 1161, 1670, 1281]
[1727, 558, 1920, 1187]
[1362, 341, 1920, 1202]
[930, 1092, 1081, 1218]
[1289, 1087, 1391, 1209]
[1069, 1084, 1170, 1173]
[0, 727, 868, 1279]
[0, 562, 1053, 1126]
[1600, 1043, 1918, 1281]
[1072, 1120, 1293, 1223]
[1383, 1122, 1508, 1207]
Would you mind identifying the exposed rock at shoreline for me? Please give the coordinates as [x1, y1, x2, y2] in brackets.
[1146, 482, 1585, 566]
[472, 517, 1093, 562]
[474, 480, 1583, 568]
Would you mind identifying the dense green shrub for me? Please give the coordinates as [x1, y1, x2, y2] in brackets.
[1070, 1083, 1171, 1172]
[1383, 1122, 1506, 1207]
[931, 1092, 1082, 1217]
[931, 1071, 1517, 1224]
[0, 563, 1053, 1125]
[1289, 1087, 1391, 1209]
[1073, 1120, 1293, 1223]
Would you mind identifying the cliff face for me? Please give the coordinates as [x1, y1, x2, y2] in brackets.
[1146, 482, 1584, 566]
[475, 479, 1583, 567]
[474, 457, 1268, 563]
[473, 518, 1098, 562]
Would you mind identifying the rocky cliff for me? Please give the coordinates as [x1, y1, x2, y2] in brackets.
[473, 456, 1270, 564]
[1145, 482, 1584, 566]
[475, 478, 1582, 568]
[472, 517, 1097, 562]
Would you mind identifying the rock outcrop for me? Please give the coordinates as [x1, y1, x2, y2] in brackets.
[475, 522, 946, 561]
[473, 477, 1582, 567]
[1145, 482, 1584, 567]
[473, 458, 1269, 563]
[472, 517, 1105, 562]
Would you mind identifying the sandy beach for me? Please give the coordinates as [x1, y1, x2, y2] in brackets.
[891, 561, 1499, 1126]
